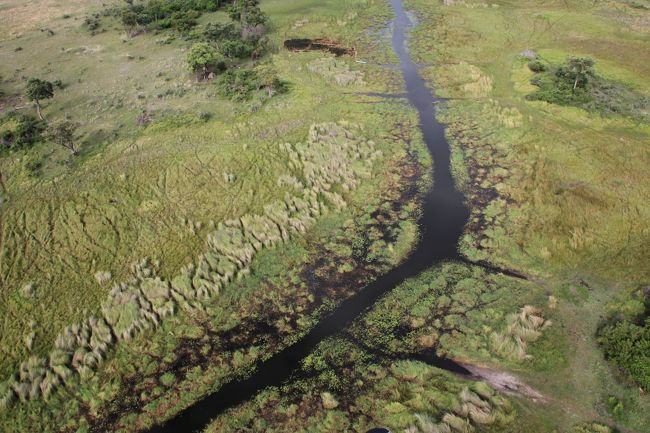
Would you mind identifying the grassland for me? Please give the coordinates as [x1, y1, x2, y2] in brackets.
[404, 0, 650, 431]
[1, 0, 649, 432]
[0, 0, 439, 431]
[0, 0, 397, 376]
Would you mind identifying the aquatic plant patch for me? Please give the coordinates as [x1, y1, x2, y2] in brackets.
[206, 337, 517, 433]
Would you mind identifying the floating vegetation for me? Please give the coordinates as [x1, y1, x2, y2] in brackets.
[491, 305, 551, 361]
[0, 122, 380, 409]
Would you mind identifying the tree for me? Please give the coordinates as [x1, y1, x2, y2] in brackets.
[121, 8, 140, 35]
[241, 6, 267, 28]
[219, 39, 255, 58]
[186, 42, 225, 80]
[226, 0, 267, 26]
[558, 57, 595, 92]
[203, 22, 239, 41]
[255, 64, 286, 98]
[25, 78, 54, 120]
[48, 121, 78, 155]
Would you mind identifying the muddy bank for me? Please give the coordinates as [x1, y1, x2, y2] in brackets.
[284, 38, 356, 56]
[462, 363, 547, 402]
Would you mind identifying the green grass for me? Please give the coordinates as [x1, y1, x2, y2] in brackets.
[2, 0, 649, 432]
[405, 0, 650, 284]
[405, 0, 650, 431]
[0, 0, 401, 379]
[0, 0, 435, 431]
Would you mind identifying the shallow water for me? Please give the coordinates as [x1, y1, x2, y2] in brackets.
[145, 0, 469, 431]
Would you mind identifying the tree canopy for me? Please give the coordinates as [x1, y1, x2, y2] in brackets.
[187, 42, 225, 80]
[25, 78, 54, 120]
[47, 121, 79, 155]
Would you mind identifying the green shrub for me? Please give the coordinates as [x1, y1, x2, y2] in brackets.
[599, 320, 650, 390]
[23, 157, 43, 177]
[527, 60, 546, 73]
[3, 114, 47, 149]
[84, 15, 101, 31]
[219, 39, 255, 58]
[526, 57, 649, 121]
[216, 69, 260, 101]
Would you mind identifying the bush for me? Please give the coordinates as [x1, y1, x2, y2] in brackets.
[219, 39, 255, 58]
[527, 60, 546, 73]
[599, 320, 650, 390]
[24, 157, 44, 177]
[84, 15, 101, 31]
[216, 69, 260, 101]
[527, 57, 649, 122]
[2, 114, 46, 150]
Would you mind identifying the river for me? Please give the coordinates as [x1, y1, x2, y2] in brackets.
[146, 0, 469, 431]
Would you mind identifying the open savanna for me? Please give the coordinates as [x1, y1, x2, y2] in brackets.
[0, 0, 438, 431]
[404, 0, 650, 431]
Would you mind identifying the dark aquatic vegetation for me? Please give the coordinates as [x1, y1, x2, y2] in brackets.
[145, 0, 469, 431]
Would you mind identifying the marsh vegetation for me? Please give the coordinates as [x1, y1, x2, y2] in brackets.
[0, 0, 649, 432]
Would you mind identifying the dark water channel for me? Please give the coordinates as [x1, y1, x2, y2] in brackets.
[147, 0, 470, 431]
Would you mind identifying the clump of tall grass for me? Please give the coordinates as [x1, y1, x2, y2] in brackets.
[320, 391, 339, 409]
[307, 57, 364, 86]
[437, 61, 493, 98]
[0, 122, 381, 409]
[483, 100, 524, 129]
[94, 271, 112, 285]
[406, 384, 508, 433]
[491, 305, 551, 360]
[571, 422, 615, 433]
[21, 282, 36, 298]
